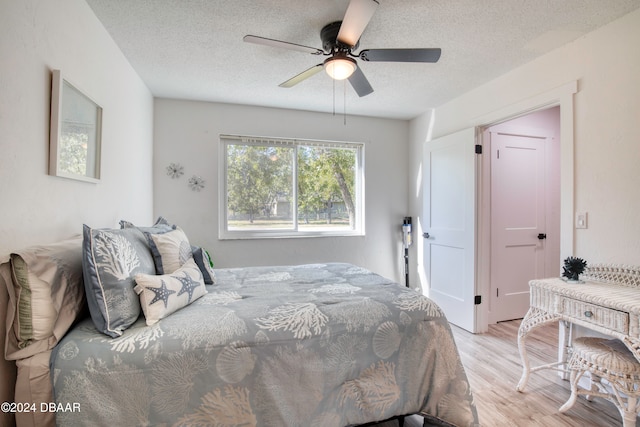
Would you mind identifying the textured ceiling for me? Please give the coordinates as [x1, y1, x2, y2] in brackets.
[85, 0, 640, 120]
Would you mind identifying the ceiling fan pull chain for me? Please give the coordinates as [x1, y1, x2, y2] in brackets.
[344, 79, 347, 126]
[333, 78, 336, 116]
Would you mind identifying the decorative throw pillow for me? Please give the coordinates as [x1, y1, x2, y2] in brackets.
[192, 246, 216, 284]
[121, 217, 214, 281]
[134, 258, 206, 325]
[82, 224, 156, 338]
[119, 216, 175, 234]
[0, 236, 85, 359]
[144, 226, 193, 274]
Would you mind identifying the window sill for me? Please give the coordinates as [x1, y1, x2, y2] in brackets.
[218, 229, 365, 240]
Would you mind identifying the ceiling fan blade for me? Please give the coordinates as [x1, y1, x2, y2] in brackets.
[243, 35, 324, 55]
[337, 0, 379, 47]
[348, 66, 374, 97]
[279, 64, 324, 88]
[359, 48, 442, 63]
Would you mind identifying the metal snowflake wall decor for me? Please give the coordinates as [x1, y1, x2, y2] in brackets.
[166, 162, 184, 179]
[188, 175, 205, 191]
[166, 163, 205, 193]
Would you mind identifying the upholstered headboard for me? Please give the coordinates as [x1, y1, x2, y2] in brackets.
[1, 268, 17, 427]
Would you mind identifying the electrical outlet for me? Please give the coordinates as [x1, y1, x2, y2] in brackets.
[576, 212, 588, 229]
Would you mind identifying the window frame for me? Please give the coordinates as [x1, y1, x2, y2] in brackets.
[219, 134, 365, 240]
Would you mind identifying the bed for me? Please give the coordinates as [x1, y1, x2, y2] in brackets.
[1, 220, 478, 427]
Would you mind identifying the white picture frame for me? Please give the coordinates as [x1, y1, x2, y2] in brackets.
[49, 69, 102, 183]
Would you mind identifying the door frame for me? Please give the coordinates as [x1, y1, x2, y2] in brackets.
[474, 81, 577, 333]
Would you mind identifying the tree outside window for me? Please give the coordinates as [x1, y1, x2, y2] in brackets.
[221, 136, 363, 238]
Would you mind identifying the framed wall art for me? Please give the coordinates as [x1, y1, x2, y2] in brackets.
[49, 69, 102, 182]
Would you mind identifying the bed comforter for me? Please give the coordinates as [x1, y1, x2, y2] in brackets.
[51, 263, 478, 426]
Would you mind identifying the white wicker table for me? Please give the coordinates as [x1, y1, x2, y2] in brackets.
[516, 265, 640, 392]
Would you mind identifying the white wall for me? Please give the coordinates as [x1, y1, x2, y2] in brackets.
[0, 0, 154, 417]
[153, 99, 410, 282]
[409, 7, 640, 290]
[0, 0, 155, 256]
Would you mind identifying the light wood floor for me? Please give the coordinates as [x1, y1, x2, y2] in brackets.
[450, 320, 624, 426]
[376, 320, 626, 427]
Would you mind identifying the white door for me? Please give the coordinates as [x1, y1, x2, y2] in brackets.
[423, 128, 477, 332]
[489, 129, 547, 322]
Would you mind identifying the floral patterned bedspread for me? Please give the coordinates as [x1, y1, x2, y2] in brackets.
[51, 263, 478, 426]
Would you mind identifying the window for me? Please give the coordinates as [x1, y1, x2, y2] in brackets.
[220, 135, 364, 239]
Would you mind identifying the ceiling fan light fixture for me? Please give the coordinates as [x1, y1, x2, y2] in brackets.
[324, 56, 357, 80]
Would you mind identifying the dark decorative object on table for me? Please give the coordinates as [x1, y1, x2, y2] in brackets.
[562, 256, 588, 282]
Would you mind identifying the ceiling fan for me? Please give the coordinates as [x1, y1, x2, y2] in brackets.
[243, 0, 441, 97]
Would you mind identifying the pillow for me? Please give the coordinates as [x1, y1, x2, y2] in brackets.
[192, 246, 216, 284]
[119, 216, 175, 234]
[1, 236, 85, 360]
[134, 258, 206, 325]
[121, 217, 215, 282]
[82, 225, 156, 338]
[144, 226, 193, 274]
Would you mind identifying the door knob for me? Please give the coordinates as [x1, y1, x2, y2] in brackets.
[537, 233, 547, 240]
[423, 232, 430, 239]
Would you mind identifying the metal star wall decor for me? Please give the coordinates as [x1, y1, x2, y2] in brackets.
[166, 162, 184, 179]
[188, 175, 205, 192]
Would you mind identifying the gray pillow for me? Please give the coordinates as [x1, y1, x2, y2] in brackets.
[82, 224, 156, 337]
[119, 216, 175, 234]
[192, 246, 216, 284]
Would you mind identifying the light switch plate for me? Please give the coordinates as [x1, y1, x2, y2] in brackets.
[576, 212, 588, 229]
